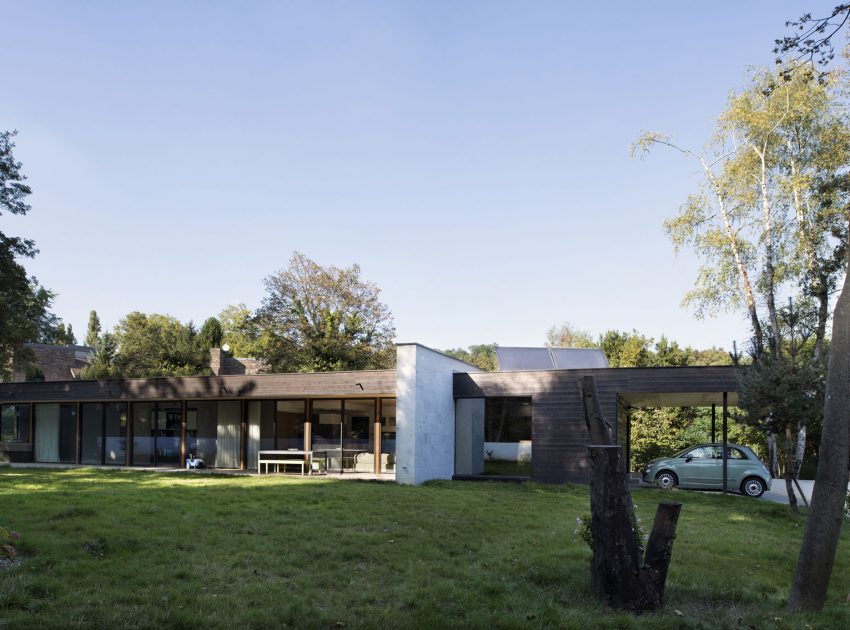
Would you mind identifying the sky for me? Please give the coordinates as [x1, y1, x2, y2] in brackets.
[0, 1, 834, 353]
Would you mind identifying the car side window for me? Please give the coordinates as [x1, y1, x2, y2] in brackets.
[684, 447, 713, 459]
[715, 447, 746, 459]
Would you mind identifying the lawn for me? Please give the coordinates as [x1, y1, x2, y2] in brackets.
[1, 469, 849, 629]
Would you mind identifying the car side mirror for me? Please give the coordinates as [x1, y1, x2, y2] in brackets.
[685, 456, 693, 463]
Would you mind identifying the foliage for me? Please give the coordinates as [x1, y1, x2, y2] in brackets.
[79, 332, 120, 379]
[597, 330, 654, 367]
[545, 322, 596, 348]
[774, 4, 850, 80]
[255, 252, 396, 372]
[198, 317, 223, 351]
[629, 407, 765, 472]
[737, 354, 826, 441]
[442, 343, 498, 370]
[0, 130, 69, 380]
[110, 313, 208, 378]
[0, 526, 21, 561]
[634, 68, 850, 364]
[24, 365, 44, 383]
[41, 322, 76, 346]
[547, 324, 745, 471]
[85, 311, 101, 348]
[574, 514, 593, 550]
[218, 303, 264, 358]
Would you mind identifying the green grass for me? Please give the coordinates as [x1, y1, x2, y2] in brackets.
[0, 468, 848, 629]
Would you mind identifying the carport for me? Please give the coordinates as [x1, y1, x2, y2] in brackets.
[453, 365, 740, 485]
[618, 387, 741, 493]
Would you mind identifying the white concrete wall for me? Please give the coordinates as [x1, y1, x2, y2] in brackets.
[395, 343, 482, 485]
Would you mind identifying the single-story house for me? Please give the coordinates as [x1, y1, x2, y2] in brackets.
[0, 343, 738, 484]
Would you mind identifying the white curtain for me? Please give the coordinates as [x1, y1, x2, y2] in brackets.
[247, 401, 261, 471]
[35, 404, 60, 463]
[216, 401, 241, 469]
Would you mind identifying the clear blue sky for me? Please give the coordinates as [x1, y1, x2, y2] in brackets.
[0, 1, 828, 352]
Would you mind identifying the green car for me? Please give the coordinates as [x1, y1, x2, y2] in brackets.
[642, 443, 772, 498]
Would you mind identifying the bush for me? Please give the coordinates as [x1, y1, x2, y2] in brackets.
[1, 526, 21, 560]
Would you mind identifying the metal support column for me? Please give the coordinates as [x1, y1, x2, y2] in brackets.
[722, 392, 728, 493]
[711, 403, 717, 442]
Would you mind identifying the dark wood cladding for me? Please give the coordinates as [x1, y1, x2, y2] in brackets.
[0, 370, 396, 403]
[455, 367, 739, 484]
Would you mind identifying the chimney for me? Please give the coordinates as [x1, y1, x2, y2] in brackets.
[210, 347, 224, 375]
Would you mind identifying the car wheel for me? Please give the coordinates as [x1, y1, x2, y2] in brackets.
[655, 471, 678, 490]
[741, 477, 766, 498]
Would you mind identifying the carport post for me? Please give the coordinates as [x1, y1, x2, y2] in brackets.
[722, 392, 728, 493]
[711, 403, 717, 442]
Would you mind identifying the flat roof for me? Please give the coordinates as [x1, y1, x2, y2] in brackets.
[0, 369, 397, 403]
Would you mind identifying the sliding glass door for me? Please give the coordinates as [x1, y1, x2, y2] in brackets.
[132, 402, 182, 466]
[309, 399, 375, 473]
[81, 403, 128, 465]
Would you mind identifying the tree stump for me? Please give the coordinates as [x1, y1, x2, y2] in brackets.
[580, 376, 682, 612]
[587, 445, 682, 611]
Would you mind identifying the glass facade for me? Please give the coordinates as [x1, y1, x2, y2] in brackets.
[380, 399, 396, 473]
[105, 404, 128, 464]
[311, 399, 342, 471]
[344, 399, 375, 473]
[6, 395, 397, 474]
[133, 402, 182, 467]
[1, 404, 30, 443]
[34, 403, 77, 463]
[186, 401, 242, 468]
[81, 403, 128, 465]
[455, 397, 532, 477]
[276, 400, 305, 450]
[80, 403, 103, 465]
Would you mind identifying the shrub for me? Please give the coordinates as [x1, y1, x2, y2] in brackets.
[1, 526, 21, 560]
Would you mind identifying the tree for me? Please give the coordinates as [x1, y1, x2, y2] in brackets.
[545, 322, 596, 348]
[86, 310, 102, 347]
[42, 322, 76, 346]
[110, 312, 208, 378]
[79, 332, 119, 379]
[774, 6, 850, 611]
[443, 344, 498, 371]
[774, 5, 850, 81]
[737, 350, 826, 515]
[0, 130, 65, 380]
[219, 303, 264, 358]
[255, 252, 396, 372]
[198, 317, 223, 351]
[635, 67, 850, 500]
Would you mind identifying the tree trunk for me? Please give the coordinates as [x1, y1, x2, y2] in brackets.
[757, 148, 781, 360]
[587, 445, 682, 612]
[700, 156, 765, 356]
[581, 376, 614, 445]
[794, 425, 806, 479]
[582, 377, 682, 613]
[788, 259, 850, 611]
[785, 424, 800, 515]
[768, 432, 780, 479]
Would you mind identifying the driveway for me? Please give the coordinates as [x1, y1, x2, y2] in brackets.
[761, 479, 850, 506]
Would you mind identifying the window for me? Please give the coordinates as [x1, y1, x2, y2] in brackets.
[683, 447, 714, 459]
[1, 404, 30, 443]
[456, 397, 532, 478]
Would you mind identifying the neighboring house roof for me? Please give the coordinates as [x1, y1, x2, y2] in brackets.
[496, 346, 609, 371]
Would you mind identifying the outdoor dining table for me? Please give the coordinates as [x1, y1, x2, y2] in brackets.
[257, 449, 313, 475]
